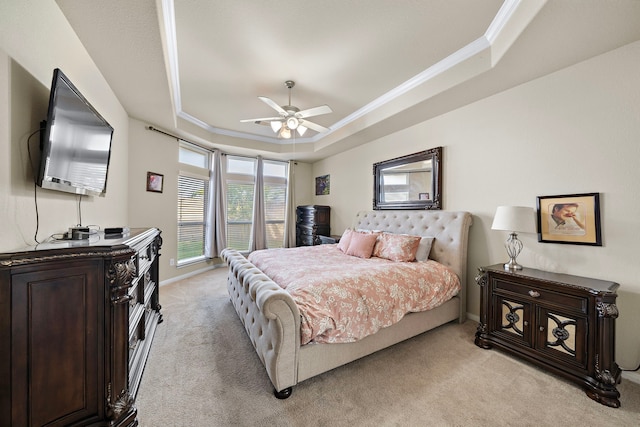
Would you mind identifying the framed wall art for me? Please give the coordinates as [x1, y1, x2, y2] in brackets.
[146, 171, 164, 193]
[315, 175, 330, 195]
[536, 192, 601, 246]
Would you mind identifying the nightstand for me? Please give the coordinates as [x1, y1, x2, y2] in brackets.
[475, 264, 620, 407]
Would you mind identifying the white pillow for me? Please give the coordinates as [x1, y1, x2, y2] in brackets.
[415, 237, 435, 262]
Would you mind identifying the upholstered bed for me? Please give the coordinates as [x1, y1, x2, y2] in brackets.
[221, 210, 472, 398]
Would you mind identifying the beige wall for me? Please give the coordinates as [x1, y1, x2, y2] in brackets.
[312, 41, 640, 370]
[0, 1, 129, 251]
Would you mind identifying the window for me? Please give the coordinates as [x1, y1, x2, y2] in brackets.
[225, 156, 288, 251]
[383, 173, 409, 202]
[177, 143, 210, 265]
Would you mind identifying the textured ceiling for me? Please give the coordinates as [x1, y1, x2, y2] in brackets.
[56, 0, 640, 161]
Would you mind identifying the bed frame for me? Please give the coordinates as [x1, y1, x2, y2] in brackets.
[221, 210, 472, 398]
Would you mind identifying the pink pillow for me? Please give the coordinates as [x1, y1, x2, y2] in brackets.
[373, 232, 421, 262]
[345, 231, 379, 258]
[337, 229, 353, 253]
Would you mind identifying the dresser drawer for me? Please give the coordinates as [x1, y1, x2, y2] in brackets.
[493, 277, 587, 314]
[297, 224, 314, 236]
[297, 234, 315, 246]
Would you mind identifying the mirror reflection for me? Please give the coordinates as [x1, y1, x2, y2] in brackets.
[373, 147, 441, 210]
[380, 159, 433, 202]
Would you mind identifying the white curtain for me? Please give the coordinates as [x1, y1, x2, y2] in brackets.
[204, 151, 227, 258]
[283, 160, 297, 248]
[249, 156, 267, 251]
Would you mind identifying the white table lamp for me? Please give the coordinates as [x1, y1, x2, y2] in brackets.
[491, 206, 536, 270]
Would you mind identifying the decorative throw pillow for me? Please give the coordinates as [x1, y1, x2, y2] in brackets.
[337, 229, 353, 253]
[345, 231, 379, 258]
[415, 237, 435, 262]
[356, 229, 382, 233]
[373, 232, 422, 262]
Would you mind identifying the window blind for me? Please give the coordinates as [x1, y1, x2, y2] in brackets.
[177, 175, 209, 261]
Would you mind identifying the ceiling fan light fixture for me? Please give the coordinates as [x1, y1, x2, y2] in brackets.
[286, 116, 299, 130]
[270, 121, 282, 132]
[279, 127, 291, 139]
[242, 80, 332, 139]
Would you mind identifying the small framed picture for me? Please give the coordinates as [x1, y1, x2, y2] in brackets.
[418, 192, 430, 200]
[536, 193, 601, 246]
[147, 172, 164, 193]
[315, 175, 330, 195]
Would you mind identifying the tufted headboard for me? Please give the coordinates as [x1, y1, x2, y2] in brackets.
[354, 210, 473, 318]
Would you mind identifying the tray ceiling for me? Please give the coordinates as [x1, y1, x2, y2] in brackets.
[56, 0, 640, 161]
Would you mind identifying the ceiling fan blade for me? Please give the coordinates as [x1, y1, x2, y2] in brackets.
[300, 119, 329, 133]
[296, 105, 332, 119]
[240, 117, 283, 123]
[248, 120, 275, 127]
[258, 96, 288, 116]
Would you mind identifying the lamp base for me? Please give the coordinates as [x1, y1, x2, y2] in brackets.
[504, 259, 523, 270]
[503, 232, 524, 270]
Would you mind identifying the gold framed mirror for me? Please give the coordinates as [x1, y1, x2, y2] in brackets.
[373, 146, 442, 210]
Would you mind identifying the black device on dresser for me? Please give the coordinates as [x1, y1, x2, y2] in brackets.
[296, 205, 330, 246]
[0, 228, 162, 426]
[475, 264, 621, 408]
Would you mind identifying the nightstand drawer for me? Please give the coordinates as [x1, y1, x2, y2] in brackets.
[493, 278, 587, 314]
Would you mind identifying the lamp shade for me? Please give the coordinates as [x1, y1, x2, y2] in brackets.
[491, 206, 536, 233]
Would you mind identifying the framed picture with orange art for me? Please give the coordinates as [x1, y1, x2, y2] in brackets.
[536, 192, 601, 246]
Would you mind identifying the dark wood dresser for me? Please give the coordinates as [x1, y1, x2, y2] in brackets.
[0, 228, 162, 426]
[296, 205, 330, 246]
[475, 264, 620, 407]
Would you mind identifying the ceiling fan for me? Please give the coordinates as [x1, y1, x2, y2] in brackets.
[241, 80, 332, 139]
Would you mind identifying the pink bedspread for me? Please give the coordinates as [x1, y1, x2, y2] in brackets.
[248, 245, 460, 345]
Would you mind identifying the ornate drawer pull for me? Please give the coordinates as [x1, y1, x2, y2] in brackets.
[528, 290, 540, 298]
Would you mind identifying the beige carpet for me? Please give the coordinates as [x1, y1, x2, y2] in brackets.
[136, 267, 640, 426]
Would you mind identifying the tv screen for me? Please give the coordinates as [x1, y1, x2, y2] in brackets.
[38, 68, 114, 196]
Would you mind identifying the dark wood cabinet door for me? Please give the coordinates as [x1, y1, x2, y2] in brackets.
[11, 261, 103, 427]
[535, 306, 588, 369]
[491, 293, 532, 347]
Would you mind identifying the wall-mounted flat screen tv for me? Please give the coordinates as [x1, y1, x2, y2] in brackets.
[37, 68, 114, 196]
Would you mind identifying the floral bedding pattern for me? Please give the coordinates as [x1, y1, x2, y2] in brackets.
[248, 244, 460, 345]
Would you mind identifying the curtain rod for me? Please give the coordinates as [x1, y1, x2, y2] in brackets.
[146, 125, 215, 152]
[146, 125, 297, 165]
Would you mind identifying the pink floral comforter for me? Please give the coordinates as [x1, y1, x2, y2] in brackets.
[248, 245, 460, 345]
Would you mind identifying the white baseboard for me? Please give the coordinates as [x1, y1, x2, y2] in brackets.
[466, 312, 479, 323]
[622, 370, 640, 385]
[159, 263, 225, 286]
